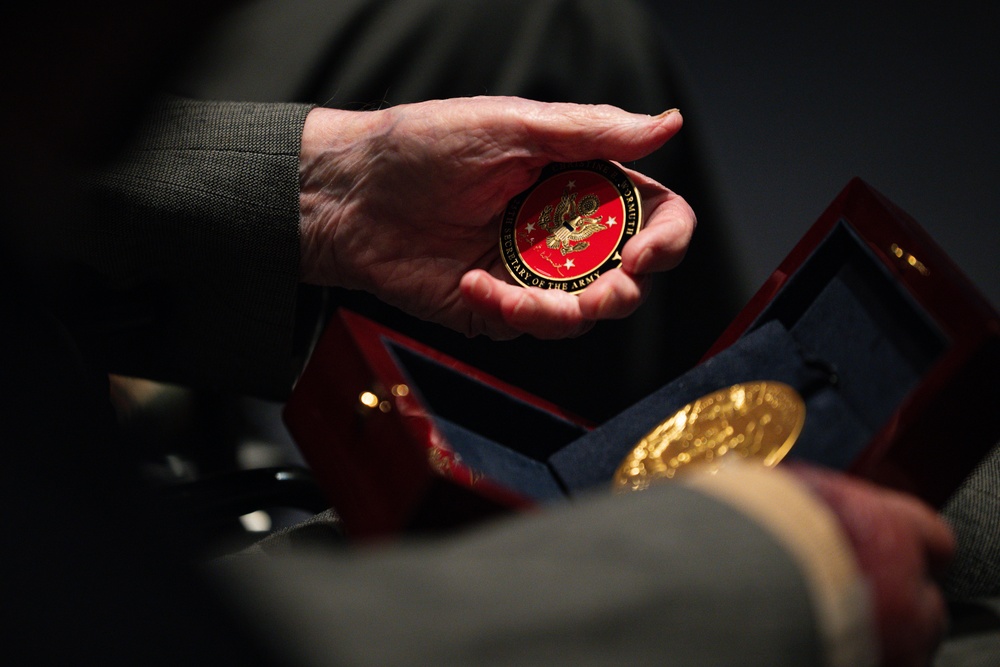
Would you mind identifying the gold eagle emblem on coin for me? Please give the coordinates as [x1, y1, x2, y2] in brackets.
[536, 187, 606, 255]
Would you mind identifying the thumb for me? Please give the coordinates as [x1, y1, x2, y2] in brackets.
[524, 104, 683, 164]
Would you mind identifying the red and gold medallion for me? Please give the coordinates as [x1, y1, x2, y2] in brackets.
[499, 160, 642, 294]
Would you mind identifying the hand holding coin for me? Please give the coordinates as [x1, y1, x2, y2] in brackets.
[298, 97, 694, 340]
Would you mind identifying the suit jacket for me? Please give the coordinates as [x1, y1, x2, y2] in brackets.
[72, 96, 315, 399]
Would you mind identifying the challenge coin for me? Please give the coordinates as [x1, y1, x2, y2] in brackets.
[499, 160, 642, 294]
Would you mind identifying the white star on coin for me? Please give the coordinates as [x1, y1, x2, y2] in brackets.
[566, 179, 576, 190]
[564, 258, 576, 269]
[606, 216, 617, 227]
[525, 222, 535, 233]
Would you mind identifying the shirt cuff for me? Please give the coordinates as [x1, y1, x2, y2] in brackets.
[681, 463, 878, 667]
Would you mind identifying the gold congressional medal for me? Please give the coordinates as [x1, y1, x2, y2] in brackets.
[612, 382, 806, 492]
[499, 160, 642, 293]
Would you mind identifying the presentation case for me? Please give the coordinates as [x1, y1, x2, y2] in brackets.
[283, 179, 1000, 539]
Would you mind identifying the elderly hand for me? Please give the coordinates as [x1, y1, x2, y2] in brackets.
[787, 464, 955, 667]
[298, 96, 694, 340]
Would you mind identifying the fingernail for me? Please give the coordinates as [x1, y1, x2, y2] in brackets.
[511, 293, 537, 323]
[655, 108, 680, 118]
[473, 272, 492, 299]
[596, 286, 616, 320]
[634, 246, 652, 274]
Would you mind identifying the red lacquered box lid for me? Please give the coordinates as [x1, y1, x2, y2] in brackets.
[283, 309, 590, 539]
[705, 179, 1000, 506]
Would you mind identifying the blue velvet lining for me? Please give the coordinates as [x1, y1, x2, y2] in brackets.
[386, 342, 584, 501]
[434, 418, 566, 501]
[550, 320, 856, 491]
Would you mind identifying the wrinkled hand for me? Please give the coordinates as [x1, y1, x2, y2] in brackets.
[787, 464, 956, 667]
[298, 96, 694, 339]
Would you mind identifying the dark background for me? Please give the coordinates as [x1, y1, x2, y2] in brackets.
[220, 0, 1000, 438]
[651, 0, 999, 310]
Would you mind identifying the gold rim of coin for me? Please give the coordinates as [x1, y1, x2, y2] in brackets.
[612, 381, 806, 492]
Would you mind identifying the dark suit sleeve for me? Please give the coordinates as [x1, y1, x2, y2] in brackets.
[215, 467, 876, 667]
[72, 96, 315, 398]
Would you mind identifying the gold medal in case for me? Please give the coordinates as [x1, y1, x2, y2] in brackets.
[613, 382, 806, 492]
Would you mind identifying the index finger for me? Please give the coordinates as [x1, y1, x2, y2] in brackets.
[520, 102, 684, 164]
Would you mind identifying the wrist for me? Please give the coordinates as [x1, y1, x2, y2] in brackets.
[298, 106, 384, 287]
[682, 464, 878, 667]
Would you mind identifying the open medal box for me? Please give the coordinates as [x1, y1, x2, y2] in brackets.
[283, 179, 1000, 539]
